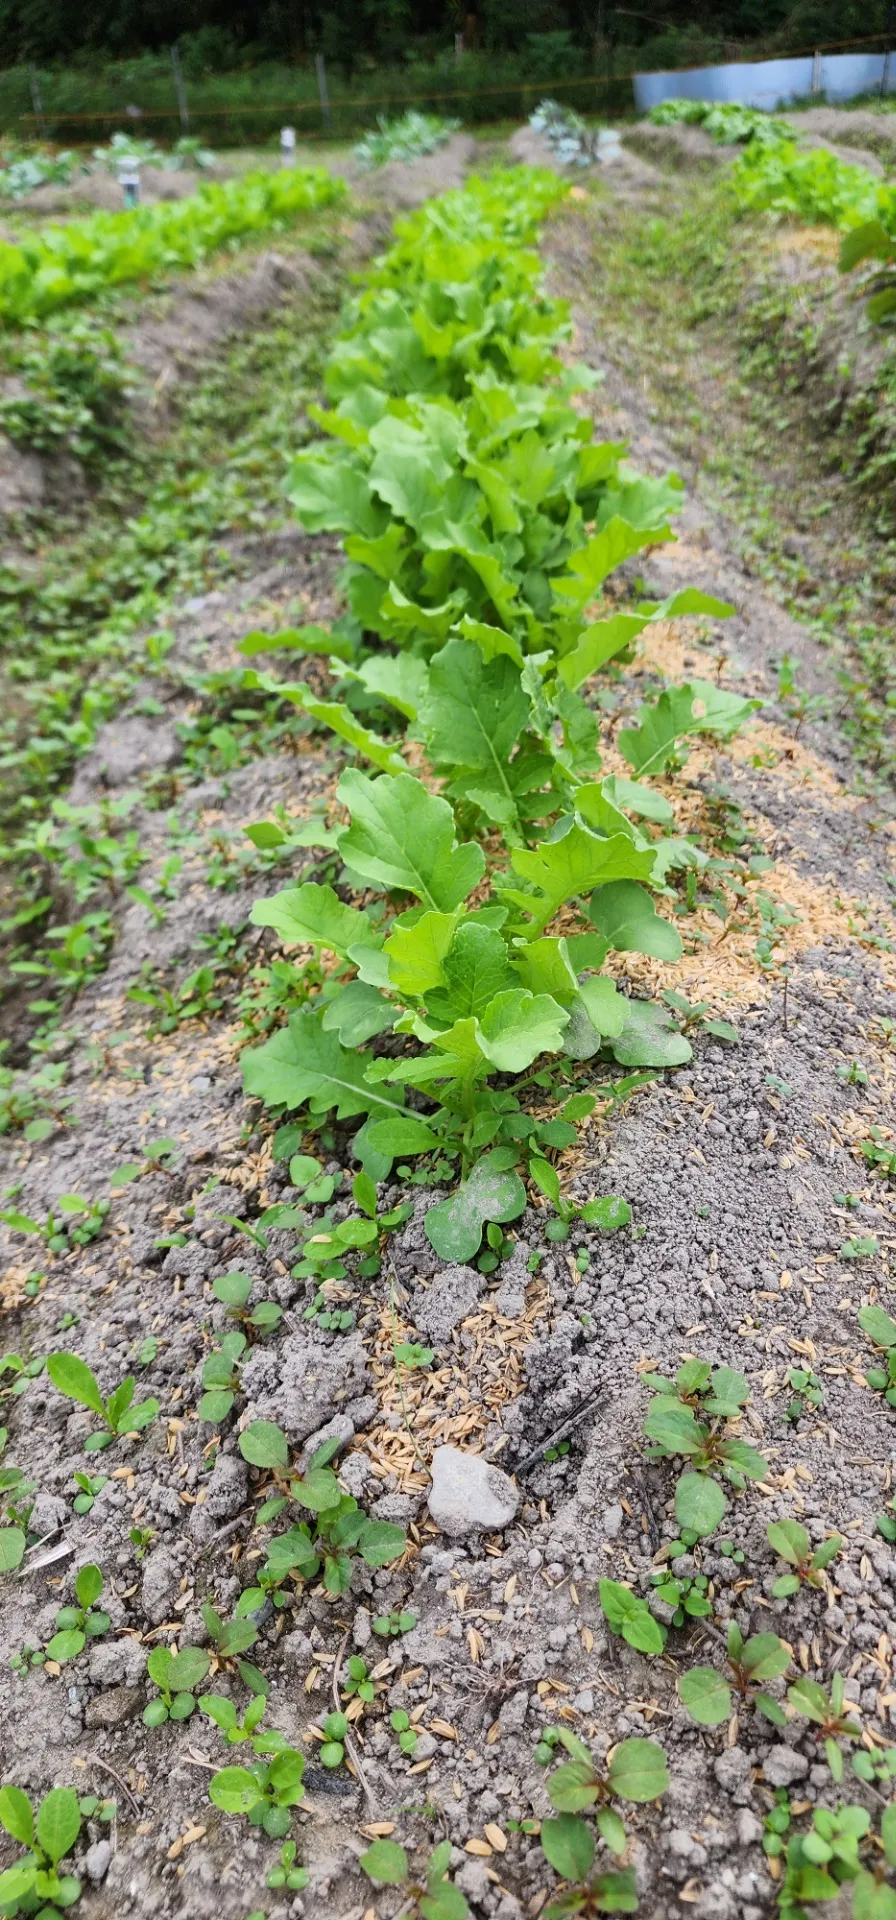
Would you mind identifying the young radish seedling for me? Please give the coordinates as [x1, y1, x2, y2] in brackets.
[47, 1352, 158, 1451]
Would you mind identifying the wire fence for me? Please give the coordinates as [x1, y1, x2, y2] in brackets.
[4, 31, 896, 149]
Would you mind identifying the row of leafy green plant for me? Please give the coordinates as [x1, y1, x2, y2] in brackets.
[235, 165, 750, 1268]
[352, 109, 459, 171]
[649, 97, 896, 322]
[0, 165, 344, 326]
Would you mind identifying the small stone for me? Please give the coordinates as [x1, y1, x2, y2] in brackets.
[353, 1607, 372, 1650]
[736, 1810, 763, 1848]
[713, 1748, 752, 1791]
[456, 1859, 491, 1901]
[763, 1745, 809, 1787]
[601, 1503, 624, 1539]
[84, 1840, 112, 1883]
[427, 1446, 519, 1539]
[88, 1638, 148, 1688]
[84, 1686, 142, 1730]
[302, 1414, 354, 1461]
[412, 1265, 485, 1344]
[140, 1546, 179, 1626]
[572, 1688, 594, 1713]
[28, 1493, 68, 1537]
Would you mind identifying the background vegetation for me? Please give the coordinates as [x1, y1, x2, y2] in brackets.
[0, 3, 891, 146]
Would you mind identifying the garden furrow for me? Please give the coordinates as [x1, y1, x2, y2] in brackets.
[0, 154, 894, 1920]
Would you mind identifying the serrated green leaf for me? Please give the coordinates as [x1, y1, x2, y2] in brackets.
[619, 680, 757, 777]
[338, 769, 485, 912]
[422, 638, 530, 824]
[35, 1789, 80, 1865]
[242, 1006, 404, 1122]
[505, 826, 656, 937]
[251, 883, 382, 960]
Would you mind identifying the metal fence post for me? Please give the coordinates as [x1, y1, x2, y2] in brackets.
[171, 43, 190, 131]
[28, 65, 47, 139]
[315, 54, 331, 133]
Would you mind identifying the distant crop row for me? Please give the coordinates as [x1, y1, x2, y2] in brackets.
[0, 166, 345, 326]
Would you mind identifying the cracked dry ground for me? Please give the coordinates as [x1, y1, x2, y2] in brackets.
[1, 183, 895, 1920]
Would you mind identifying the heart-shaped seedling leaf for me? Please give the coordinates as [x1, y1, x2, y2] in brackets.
[425, 1151, 526, 1261]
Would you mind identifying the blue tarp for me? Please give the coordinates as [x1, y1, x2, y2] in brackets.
[633, 50, 896, 113]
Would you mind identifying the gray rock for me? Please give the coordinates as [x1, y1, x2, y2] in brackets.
[601, 1504, 625, 1539]
[28, 1493, 68, 1537]
[85, 1840, 112, 1883]
[352, 1607, 372, 1650]
[412, 1265, 484, 1344]
[302, 1413, 354, 1460]
[243, 1332, 369, 1442]
[736, 1810, 763, 1848]
[763, 1745, 810, 1787]
[456, 1858, 491, 1901]
[201, 1452, 248, 1520]
[84, 1686, 142, 1730]
[713, 1747, 752, 1791]
[427, 1446, 519, 1538]
[140, 1545, 179, 1625]
[88, 1637, 148, 1688]
[572, 1688, 595, 1712]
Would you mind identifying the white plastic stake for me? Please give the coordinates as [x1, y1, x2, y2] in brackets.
[280, 125, 296, 167]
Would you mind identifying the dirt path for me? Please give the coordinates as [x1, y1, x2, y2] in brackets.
[0, 152, 895, 1920]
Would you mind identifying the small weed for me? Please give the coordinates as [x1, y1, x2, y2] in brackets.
[47, 1352, 158, 1452]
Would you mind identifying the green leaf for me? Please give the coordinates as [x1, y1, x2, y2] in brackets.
[426, 1153, 527, 1262]
[47, 1353, 105, 1420]
[598, 1579, 666, 1655]
[505, 826, 656, 937]
[383, 909, 459, 998]
[251, 672, 407, 775]
[422, 638, 530, 824]
[0, 1526, 25, 1571]
[35, 1788, 80, 1865]
[243, 1005, 404, 1122]
[425, 922, 517, 1024]
[553, 517, 674, 613]
[360, 1838, 409, 1886]
[475, 990, 569, 1073]
[75, 1564, 103, 1609]
[679, 1667, 731, 1727]
[557, 611, 651, 691]
[587, 880, 682, 962]
[597, 1806, 628, 1857]
[251, 883, 382, 960]
[881, 1805, 896, 1868]
[767, 1519, 808, 1567]
[358, 1519, 407, 1567]
[548, 1761, 600, 1812]
[606, 1737, 669, 1803]
[675, 1472, 726, 1537]
[338, 768, 485, 911]
[859, 1305, 896, 1348]
[0, 1786, 34, 1846]
[287, 453, 384, 535]
[348, 652, 429, 721]
[209, 1766, 264, 1815]
[239, 623, 357, 662]
[742, 1634, 790, 1682]
[619, 681, 757, 777]
[540, 1813, 595, 1881]
[578, 1195, 631, 1231]
[321, 980, 396, 1048]
[643, 1401, 703, 1455]
[366, 1116, 442, 1157]
[46, 1628, 86, 1662]
[609, 1001, 692, 1069]
[239, 1421, 289, 1470]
